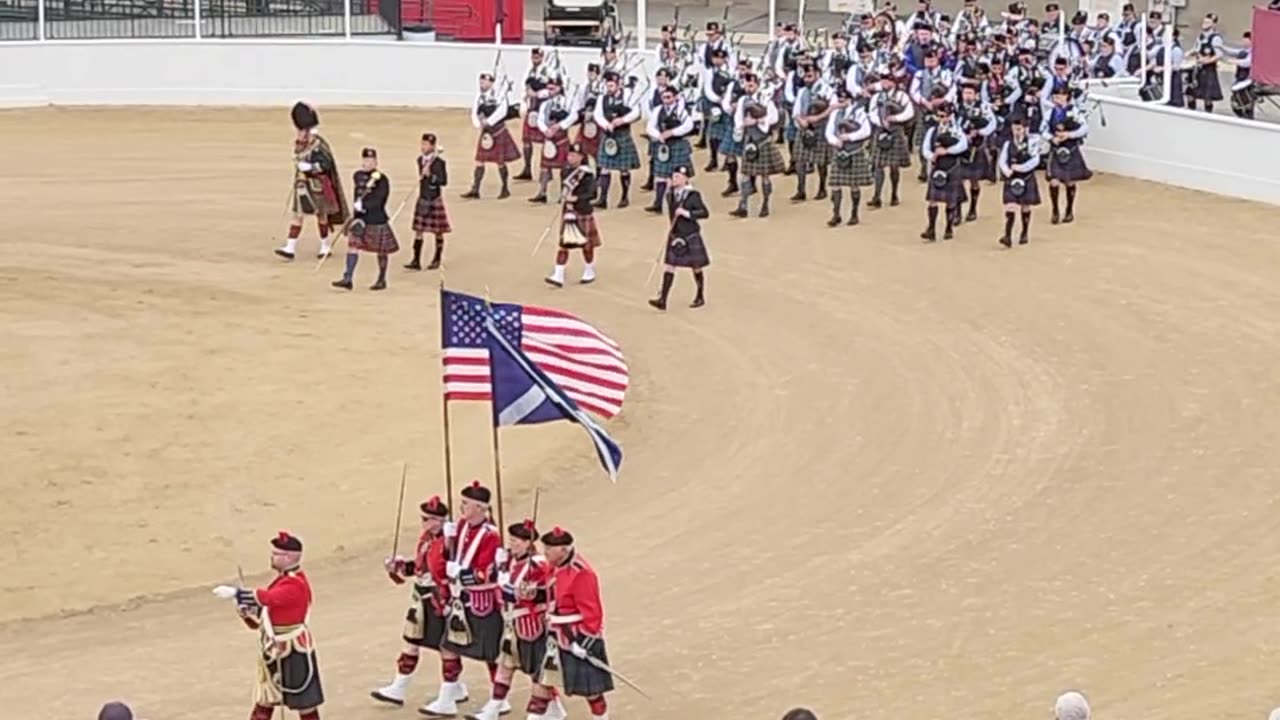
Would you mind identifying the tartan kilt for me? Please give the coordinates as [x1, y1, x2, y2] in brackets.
[910, 117, 930, 151]
[521, 112, 544, 145]
[403, 589, 447, 649]
[706, 112, 735, 144]
[1190, 65, 1224, 101]
[596, 131, 641, 171]
[1002, 172, 1042, 206]
[925, 164, 968, 206]
[983, 136, 1002, 181]
[575, 121, 603, 158]
[740, 138, 786, 177]
[960, 146, 991, 182]
[558, 640, 614, 697]
[828, 144, 874, 187]
[268, 649, 325, 710]
[412, 196, 452, 235]
[540, 132, 571, 170]
[871, 128, 912, 168]
[475, 125, 521, 165]
[1046, 144, 1093, 184]
[440, 608, 504, 662]
[784, 120, 799, 143]
[792, 131, 832, 170]
[652, 138, 694, 178]
[504, 635, 549, 676]
[349, 222, 399, 254]
[293, 178, 343, 223]
[719, 132, 743, 157]
[665, 231, 710, 268]
[560, 213, 603, 248]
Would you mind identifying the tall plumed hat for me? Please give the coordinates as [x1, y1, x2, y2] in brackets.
[291, 101, 319, 131]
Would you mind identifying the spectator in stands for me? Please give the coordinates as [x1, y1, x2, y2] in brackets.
[1055, 691, 1090, 720]
[98, 701, 133, 720]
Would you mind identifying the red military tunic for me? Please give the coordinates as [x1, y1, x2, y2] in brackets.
[253, 569, 313, 627]
[454, 520, 502, 616]
[548, 550, 604, 646]
[506, 553, 550, 641]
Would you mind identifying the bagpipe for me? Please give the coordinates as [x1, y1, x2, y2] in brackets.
[1049, 111, 1082, 163]
[875, 93, 907, 149]
[347, 168, 384, 239]
[798, 94, 831, 149]
[834, 112, 866, 164]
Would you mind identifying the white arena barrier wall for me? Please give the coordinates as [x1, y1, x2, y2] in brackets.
[0, 39, 1277, 205]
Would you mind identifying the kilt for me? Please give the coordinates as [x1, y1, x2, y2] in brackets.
[293, 178, 343, 223]
[412, 196, 452, 235]
[521, 113, 544, 145]
[740, 138, 786, 177]
[651, 137, 694, 178]
[576, 121, 603, 159]
[559, 640, 615, 697]
[925, 164, 968, 206]
[1190, 65, 1224, 101]
[705, 112, 735, 144]
[871, 128, 912, 168]
[475, 125, 522, 165]
[665, 231, 710, 268]
[441, 608, 503, 662]
[784, 120, 799, 143]
[349, 222, 399, 254]
[828, 144, 874, 187]
[269, 650, 325, 710]
[910, 118, 932, 152]
[504, 635, 549, 676]
[719, 132, 743, 158]
[1002, 172, 1042, 206]
[791, 130, 832, 171]
[960, 146, 991, 182]
[560, 213, 603, 249]
[596, 131, 641, 172]
[1046, 144, 1093, 184]
[540, 132, 571, 170]
[403, 586, 447, 649]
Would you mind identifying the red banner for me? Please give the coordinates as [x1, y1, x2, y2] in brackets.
[1253, 5, 1280, 86]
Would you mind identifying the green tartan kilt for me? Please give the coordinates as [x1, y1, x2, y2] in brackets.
[827, 143, 874, 187]
[791, 131, 832, 170]
[705, 113, 735, 144]
[740, 139, 786, 177]
[596, 131, 641, 171]
[719, 133, 743, 157]
[651, 137, 694, 178]
[871, 128, 912, 168]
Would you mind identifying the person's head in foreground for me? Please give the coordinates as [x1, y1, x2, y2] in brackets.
[781, 709, 818, 720]
[98, 701, 133, 720]
[1055, 691, 1090, 720]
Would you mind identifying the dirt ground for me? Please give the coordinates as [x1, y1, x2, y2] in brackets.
[2, 106, 1280, 720]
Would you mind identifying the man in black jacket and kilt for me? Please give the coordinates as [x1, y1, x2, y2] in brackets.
[334, 148, 399, 290]
[1042, 84, 1092, 225]
[465, 73, 521, 200]
[408, 133, 451, 271]
[591, 71, 642, 209]
[539, 527, 615, 720]
[546, 144, 602, 288]
[996, 113, 1042, 247]
[824, 91, 874, 227]
[920, 105, 971, 242]
[956, 85, 996, 223]
[729, 73, 785, 218]
[649, 165, 710, 311]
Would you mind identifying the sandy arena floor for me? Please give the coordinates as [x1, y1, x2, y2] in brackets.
[2, 106, 1280, 720]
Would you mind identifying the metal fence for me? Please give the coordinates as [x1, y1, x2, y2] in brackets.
[0, 0, 403, 39]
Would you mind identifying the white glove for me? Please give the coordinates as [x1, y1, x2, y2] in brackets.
[569, 642, 589, 659]
[446, 561, 461, 579]
[354, 200, 364, 213]
[443, 521, 457, 538]
[497, 570, 512, 587]
[495, 548, 509, 566]
[384, 555, 406, 572]
[297, 161, 314, 172]
[212, 585, 237, 600]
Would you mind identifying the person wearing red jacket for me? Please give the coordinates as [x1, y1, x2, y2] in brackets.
[371, 495, 454, 706]
[212, 531, 325, 720]
[421, 481, 506, 718]
[541, 526, 614, 720]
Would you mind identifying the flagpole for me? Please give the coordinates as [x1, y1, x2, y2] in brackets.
[482, 287, 507, 543]
[440, 281, 456, 516]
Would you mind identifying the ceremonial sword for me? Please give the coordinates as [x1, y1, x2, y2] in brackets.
[576, 652, 651, 699]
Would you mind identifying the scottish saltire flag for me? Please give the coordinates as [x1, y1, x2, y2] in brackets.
[440, 289, 629, 419]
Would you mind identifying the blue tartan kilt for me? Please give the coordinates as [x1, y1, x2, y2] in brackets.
[784, 120, 799, 143]
[719, 132, 743, 157]
[596, 130, 641, 171]
[706, 113, 735, 144]
[652, 137, 694, 178]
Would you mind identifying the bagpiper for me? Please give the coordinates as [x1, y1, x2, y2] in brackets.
[713, 62, 751, 199]
[956, 84, 997, 222]
[465, 73, 521, 200]
[1042, 82, 1091, 224]
[539, 527, 615, 720]
[868, 74, 915, 208]
[371, 495, 453, 707]
[790, 63, 834, 202]
[531, 77, 577, 204]
[545, 143, 601, 288]
[649, 165, 711, 311]
[996, 112, 1042, 247]
[211, 531, 325, 720]
[700, 48, 735, 172]
[471, 519, 568, 720]
[920, 103, 971, 242]
[421, 482, 505, 718]
[640, 67, 679, 193]
[333, 147, 398, 291]
[824, 87, 874, 227]
[408, 133, 451, 271]
[519, 48, 555, 181]
[1186, 13, 1225, 114]
[729, 73, 785, 219]
[644, 84, 697, 214]
[909, 49, 955, 183]
[574, 63, 606, 165]
[277, 102, 348, 261]
[591, 70, 642, 209]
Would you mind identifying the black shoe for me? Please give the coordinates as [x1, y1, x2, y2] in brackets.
[593, 198, 608, 210]
[404, 259, 422, 270]
[461, 189, 480, 200]
[695, 140, 708, 150]
[618, 197, 630, 208]
[1062, 212, 1074, 224]
[890, 195, 901, 207]
[965, 209, 977, 222]
[644, 204, 662, 214]
[641, 180, 654, 192]
[917, 172, 928, 183]
[827, 214, 841, 227]
[790, 191, 806, 202]
[846, 214, 859, 226]
[704, 159, 718, 172]
[332, 278, 353, 290]
[497, 187, 511, 199]
[999, 235, 1012, 248]
[729, 207, 748, 218]
[867, 198, 883, 209]
[690, 296, 705, 308]
[1051, 210, 1061, 225]
[1018, 235, 1029, 245]
[370, 279, 387, 291]
[721, 186, 738, 198]
[427, 257, 441, 270]
[814, 189, 827, 201]
[274, 248, 295, 260]
[783, 163, 796, 176]
[920, 229, 936, 242]
[648, 298, 666, 310]
[943, 228, 954, 240]
[529, 194, 547, 204]
[514, 171, 533, 181]
[758, 203, 770, 218]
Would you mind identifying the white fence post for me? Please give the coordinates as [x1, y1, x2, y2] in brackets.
[37, 0, 45, 41]
[1161, 22, 1172, 102]
[768, 0, 776, 42]
[797, 0, 805, 34]
[194, 0, 202, 39]
[636, 0, 645, 50]
[344, 0, 352, 39]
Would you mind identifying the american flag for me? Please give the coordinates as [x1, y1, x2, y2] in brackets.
[441, 289, 629, 419]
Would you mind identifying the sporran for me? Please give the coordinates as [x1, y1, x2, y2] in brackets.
[930, 169, 949, 189]
[656, 143, 672, 163]
[603, 137, 620, 157]
[743, 141, 760, 162]
[583, 122, 598, 139]
[1009, 176, 1027, 198]
[1054, 146, 1072, 164]
[446, 597, 472, 646]
[543, 139, 559, 160]
[480, 132, 495, 150]
[560, 219, 589, 248]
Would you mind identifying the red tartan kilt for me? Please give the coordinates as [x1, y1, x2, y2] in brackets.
[412, 196, 452, 235]
[475, 126, 521, 164]
[521, 113, 544, 144]
[349, 223, 399, 254]
[540, 133, 570, 170]
[561, 213, 603, 248]
[575, 123, 602, 158]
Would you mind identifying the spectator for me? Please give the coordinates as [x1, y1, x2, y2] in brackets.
[97, 701, 133, 720]
[1055, 691, 1091, 720]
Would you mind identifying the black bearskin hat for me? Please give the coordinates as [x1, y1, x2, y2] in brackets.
[291, 101, 319, 131]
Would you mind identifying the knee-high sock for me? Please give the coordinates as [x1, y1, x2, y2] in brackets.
[873, 168, 885, 199]
[597, 172, 612, 201]
[376, 254, 388, 281]
[693, 270, 705, 299]
[619, 171, 631, 200]
[796, 170, 807, 194]
[830, 188, 843, 215]
[849, 188, 861, 218]
[927, 205, 939, 233]
[761, 178, 773, 202]
[299, 710, 320, 720]
[1050, 184, 1061, 213]
[498, 164, 510, 191]
[889, 167, 901, 197]
[411, 237, 424, 263]
[657, 270, 673, 302]
[432, 235, 444, 263]
[588, 696, 608, 716]
[968, 184, 980, 215]
[397, 652, 420, 675]
[710, 139, 720, 165]
[738, 176, 754, 209]
[654, 180, 668, 210]
[817, 164, 828, 194]
[538, 168, 551, 197]
[250, 704, 275, 720]
[521, 144, 533, 173]
[1065, 184, 1077, 214]
[343, 252, 358, 280]
[471, 165, 484, 191]
[1020, 209, 1032, 236]
[944, 203, 956, 233]
[1004, 210, 1016, 238]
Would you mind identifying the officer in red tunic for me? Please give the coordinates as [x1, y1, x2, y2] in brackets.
[540, 527, 614, 720]
[212, 531, 325, 720]
[371, 495, 454, 706]
[421, 481, 505, 718]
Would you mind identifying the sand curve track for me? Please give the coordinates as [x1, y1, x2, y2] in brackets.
[2, 107, 1280, 720]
